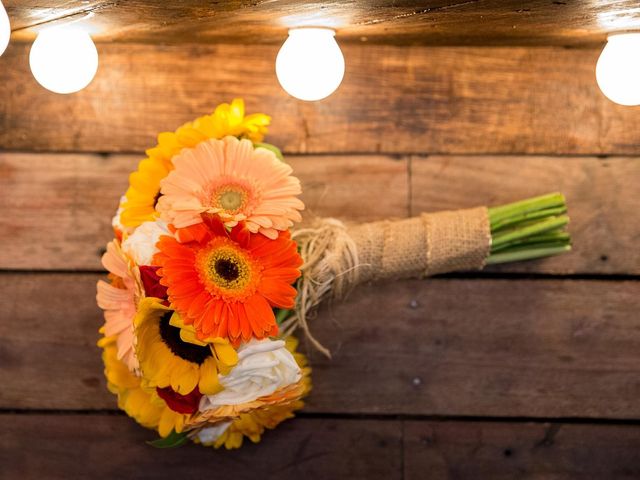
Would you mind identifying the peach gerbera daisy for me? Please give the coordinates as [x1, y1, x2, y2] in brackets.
[156, 136, 304, 240]
[120, 99, 271, 229]
[153, 216, 302, 344]
[96, 240, 143, 372]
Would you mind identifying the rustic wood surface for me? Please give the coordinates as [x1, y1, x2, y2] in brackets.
[0, 415, 403, 480]
[403, 420, 640, 479]
[3, 415, 640, 480]
[2, 43, 640, 155]
[1, 31, 640, 478]
[3, 273, 639, 419]
[1, 152, 637, 274]
[6, 0, 640, 46]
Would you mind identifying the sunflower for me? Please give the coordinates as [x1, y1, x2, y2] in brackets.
[196, 337, 312, 449]
[134, 297, 238, 396]
[120, 157, 172, 229]
[208, 402, 304, 449]
[153, 216, 302, 343]
[99, 334, 190, 437]
[157, 136, 303, 239]
[120, 99, 271, 229]
[96, 240, 142, 372]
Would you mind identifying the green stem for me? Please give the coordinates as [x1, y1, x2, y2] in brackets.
[489, 193, 566, 225]
[487, 192, 571, 264]
[486, 245, 572, 264]
[491, 206, 567, 232]
[275, 308, 290, 326]
[491, 215, 569, 249]
[490, 232, 570, 252]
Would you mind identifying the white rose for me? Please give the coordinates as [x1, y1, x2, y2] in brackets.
[121, 219, 171, 266]
[199, 338, 301, 411]
[111, 196, 134, 236]
[195, 421, 232, 445]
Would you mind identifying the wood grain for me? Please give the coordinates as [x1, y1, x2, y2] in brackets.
[6, 0, 640, 46]
[3, 273, 640, 419]
[3, 415, 640, 480]
[411, 155, 640, 274]
[1, 9, 638, 477]
[2, 43, 640, 155]
[0, 153, 408, 270]
[6, 1, 106, 32]
[1, 152, 637, 274]
[403, 421, 640, 479]
[0, 415, 403, 480]
[310, 278, 640, 419]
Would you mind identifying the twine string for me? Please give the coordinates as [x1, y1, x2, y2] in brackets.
[287, 207, 491, 357]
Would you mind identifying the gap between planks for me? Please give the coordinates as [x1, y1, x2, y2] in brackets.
[7, 409, 640, 427]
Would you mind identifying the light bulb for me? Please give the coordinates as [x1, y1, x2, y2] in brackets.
[596, 33, 640, 106]
[276, 27, 345, 101]
[29, 26, 98, 94]
[0, 0, 10, 57]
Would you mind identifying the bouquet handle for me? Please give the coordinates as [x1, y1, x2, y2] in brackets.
[286, 207, 491, 356]
[350, 207, 491, 281]
[286, 194, 570, 357]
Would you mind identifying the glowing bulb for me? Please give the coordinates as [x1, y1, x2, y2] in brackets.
[29, 26, 98, 94]
[596, 33, 640, 106]
[0, 1, 10, 57]
[276, 27, 345, 101]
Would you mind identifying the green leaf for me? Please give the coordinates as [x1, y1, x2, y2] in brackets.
[254, 142, 285, 162]
[275, 308, 291, 326]
[146, 430, 189, 449]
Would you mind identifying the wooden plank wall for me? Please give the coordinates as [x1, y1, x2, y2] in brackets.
[1, 41, 640, 479]
[8, 0, 638, 46]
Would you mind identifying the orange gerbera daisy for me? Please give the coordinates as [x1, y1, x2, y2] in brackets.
[157, 136, 304, 240]
[153, 216, 302, 344]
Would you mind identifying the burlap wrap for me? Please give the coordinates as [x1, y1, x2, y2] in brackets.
[348, 207, 491, 282]
[285, 206, 491, 356]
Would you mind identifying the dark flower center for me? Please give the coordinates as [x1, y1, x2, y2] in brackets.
[214, 258, 240, 282]
[158, 312, 212, 365]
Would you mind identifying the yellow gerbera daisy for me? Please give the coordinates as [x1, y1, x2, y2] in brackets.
[196, 337, 312, 449]
[120, 99, 271, 229]
[134, 297, 238, 396]
[99, 333, 189, 437]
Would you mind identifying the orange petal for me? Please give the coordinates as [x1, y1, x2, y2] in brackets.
[259, 281, 297, 308]
[244, 294, 276, 336]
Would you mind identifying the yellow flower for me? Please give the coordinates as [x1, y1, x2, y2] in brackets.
[134, 297, 238, 396]
[213, 400, 305, 449]
[196, 336, 312, 449]
[120, 158, 171, 228]
[197, 98, 271, 144]
[119, 99, 271, 229]
[99, 333, 189, 437]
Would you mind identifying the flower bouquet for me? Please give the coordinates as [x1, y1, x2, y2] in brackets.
[97, 99, 571, 449]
